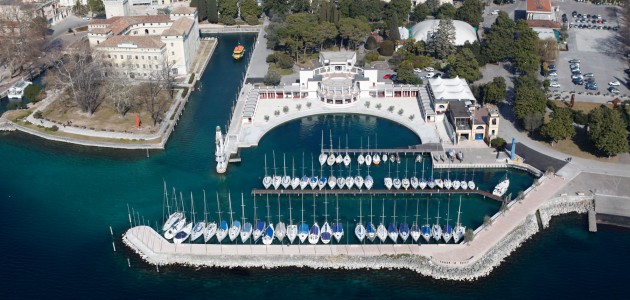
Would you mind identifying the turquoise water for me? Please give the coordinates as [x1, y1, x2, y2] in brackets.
[0, 34, 628, 298]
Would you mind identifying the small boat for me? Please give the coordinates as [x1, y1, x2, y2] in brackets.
[452, 196, 466, 244]
[448, 149, 456, 160]
[411, 160, 419, 189]
[298, 195, 309, 243]
[452, 179, 460, 190]
[321, 194, 333, 244]
[373, 153, 381, 165]
[355, 164, 364, 190]
[442, 196, 453, 243]
[493, 174, 510, 197]
[291, 157, 300, 189]
[416, 154, 423, 163]
[382, 153, 388, 163]
[468, 168, 476, 190]
[232, 44, 245, 60]
[377, 199, 387, 243]
[281, 154, 291, 189]
[390, 153, 395, 163]
[355, 197, 366, 242]
[173, 222, 193, 244]
[263, 155, 272, 189]
[343, 136, 352, 166]
[432, 153, 439, 161]
[308, 195, 320, 244]
[393, 162, 402, 189]
[457, 151, 463, 162]
[327, 131, 335, 166]
[319, 132, 327, 166]
[227, 194, 241, 242]
[431, 200, 442, 241]
[332, 195, 344, 243]
[204, 222, 217, 243]
[401, 161, 410, 190]
[275, 195, 286, 242]
[396, 154, 401, 164]
[215, 193, 228, 242]
[240, 194, 252, 243]
[410, 199, 421, 242]
[262, 196, 275, 245]
[366, 196, 376, 242]
[328, 170, 337, 189]
[345, 163, 354, 189]
[421, 199, 431, 243]
[384, 163, 393, 190]
[364, 172, 374, 190]
[440, 154, 446, 162]
[388, 200, 399, 243]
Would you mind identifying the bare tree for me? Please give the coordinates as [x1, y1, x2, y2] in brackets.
[0, 5, 44, 76]
[159, 56, 177, 99]
[108, 75, 136, 117]
[48, 44, 105, 115]
[139, 70, 169, 126]
[537, 38, 558, 62]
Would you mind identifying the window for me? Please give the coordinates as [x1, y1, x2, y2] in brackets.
[171, 51, 175, 55]
[127, 55, 131, 59]
[142, 56, 144, 59]
[153, 30, 156, 33]
[136, 64, 139, 68]
[143, 64, 146, 68]
[133, 31, 137, 35]
[108, 54, 111, 58]
[135, 56, 138, 59]
[96, 41, 99, 44]
[492, 119, 497, 125]
[145, 29, 149, 34]
[148, 56, 151, 60]
[170, 42, 173, 47]
[154, 56, 157, 60]
[114, 55, 117, 59]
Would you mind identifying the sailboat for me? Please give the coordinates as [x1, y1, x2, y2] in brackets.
[493, 173, 510, 197]
[444, 167, 452, 190]
[377, 199, 388, 243]
[388, 200, 399, 243]
[216, 192, 228, 243]
[335, 137, 342, 165]
[252, 194, 265, 243]
[365, 136, 372, 166]
[173, 193, 193, 244]
[382, 153, 388, 164]
[240, 193, 252, 243]
[384, 163, 393, 190]
[427, 161, 436, 189]
[419, 159, 427, 190]
[411, 160, 419, 189]
[343, 135, 351, 166]
[319, 130, 327, 166]
[262, 195, 275, 245]
[298, 194, 309, 243]
[468, 168, 476, 190]
[162, 184, 182, 231]
[291, 157, 300, 189]
[337, 165, 346, 189]
[416, 154, 423, 163]
[401, 160, 410, 190]
[309, 154, 318, 190]
[164, 193, 186, 240]
[393, 162, 402, 190]
[452, 170, 461, 190]
[281, 154, 291, 189]
[345, 163, 355, 189]
[228, 193, 241, 242]
[275, 195, 286, 242]
[327, 131, 335, 166]
[396, 153, 401, 164]
[442, 196, 453, 243]
[453, 195, 466, 244]
[300, 153, 309, 190]
[202, 191, 217, 243]
[460, 168, 468, 190]
[434, 166, 444, 189]
[355, 197, 366, 242]
[327, 163, 337, 189]
[357, 137, 365, 165]
[308, 195, 320, 244]
[190, 192, 206, 242]
[366, 196, 376, 242]
[390, 153, 396, 163]
[410, 199, 421, 242]
[355, 161, 364, 190]
[431, 199, 442, 242]
[318, 163, 327, 190]
[272, 151, 281, 190]
[373, 134, 380, 166]
[263, 155, 272, 189]
[287, 195, 297, 244]
[321, 194, 333, 244]
[399, 199, 410, 243]
[364, 165, 374, 190]
[421, 199, 431, 243]
[332, 195, 344, 243]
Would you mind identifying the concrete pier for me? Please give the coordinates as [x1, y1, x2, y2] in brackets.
[588, 209, 597, 232]
[251, 188, 504, 201]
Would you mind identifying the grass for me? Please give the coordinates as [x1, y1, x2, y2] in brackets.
[552, 100, 612, 113]
[269, 64, 294, 76]
[545, 128, 620, 162]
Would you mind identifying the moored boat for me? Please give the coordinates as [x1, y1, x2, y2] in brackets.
[232, 44, 245, 60]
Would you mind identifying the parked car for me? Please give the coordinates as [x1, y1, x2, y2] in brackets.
[550, 82, 561, 88]
[573, 79, 584, 85]
[569, 59, 581, 63]
[571, 74, 583, 80]
[424, 67, 435, 72]
[383, 74, 393, 79]
[424, 72, 435, 78]
[585, 83, 598, 90]
[390, 74, 398, 81]
[608, 87, 620, 94]
[547, 71, 558, 76]
[608, 81, 620, 86]
[413, 68, 422, 73]
[548, 64, 556, 69]
[490, 10, 500, 15]
[583, 73, 594, 78]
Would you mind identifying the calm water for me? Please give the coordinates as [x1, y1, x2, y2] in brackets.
[0, 34, 628, 298]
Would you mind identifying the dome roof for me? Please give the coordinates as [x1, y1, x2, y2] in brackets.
[411, 19, 478, 46]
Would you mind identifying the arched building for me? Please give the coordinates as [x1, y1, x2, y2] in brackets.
[410, 19, 478, 46]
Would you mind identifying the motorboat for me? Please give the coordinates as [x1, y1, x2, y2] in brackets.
[232, 44, 245, 59]
[493, 175, 510, 197]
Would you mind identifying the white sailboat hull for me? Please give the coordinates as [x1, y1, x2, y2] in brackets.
[287, 225, 297, 243]
[204, 223, 217, 243]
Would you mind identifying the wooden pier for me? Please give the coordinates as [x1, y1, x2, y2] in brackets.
[251, 188, 504, 201]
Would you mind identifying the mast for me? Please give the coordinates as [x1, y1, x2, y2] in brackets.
[190, 191, 195, 225]
[283, 153, 287, 177]
[301, 194, 305, 226]
[404, 198, 408, 224]
[446, 196, 451, 228]
[346, 134, 349, 156]
[228, 193, 234, 226]
[335, 194, 340, 225]
[457, 195, 462, 227]
[215, 192, 221, 224]
[163, 180, 169, 222]
[266, 195, 271, 224]
[367, 136, 370, 155]
[321, 130, 324, 154]
[277, 194, 282, 223]
[425, 199, 430, 225]
[264, 155, 268, 177]
[241, 193, 246, 225]
[415, 199, 420, 226]
[288, 195, 293, 226]
[302, 152, 306, 177]
[253, 193, 257, 223]
[358, 197, 363, 224]
[311, 153, 315, 177]
[273, 151, 277, 177]
[173, 188, 179, 212]
[370, 195, 374, 224]
[381, 198, 385, 225]
[312, 195, 316, 225]
[203, 190, 208, 224]
[435, 199, 441, 225]
[324, 192, 329, 223]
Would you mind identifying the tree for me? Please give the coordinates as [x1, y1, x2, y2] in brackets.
[436, 3, 456, 20]
[537, 37, 559, 62]
[30, 16, 49, 39]
[514, 75, 546, 123]
[522, 112, 544, 132]
[290, 0, 311, 13]
[365, 36, 378, 50]
[464, 229, 475, 243]
[315, 21, 338, 50]
[482, 77, 507, 104]
[107, 76, 135, 117]
[207, 0, 219, 23]
[219, 0, 238, 19]
[455, 0, 484, 26]
[24, 84, 42, 102]
[241, 0, 261, 20]
[139, 70, 169, 126]
[484, 11, 515, 63]
[74, 0, 88, 16]
[447, 48, 481, 82]
[410, 3, 429, 22]
[427, 19, 456, 59]
[588, 107, 630, 157]
[385, 0, 412, 23]
[338, 18, 371, 50]
[388, 12, 401, 43]
[264, 70, 281, 86]
[87, 0, 105, 17]
[379, 40, 395, 56]
[397, 60, 422, 85]
[190, 0, 207, 21]
[513, 21, 540, 75]
[425, 0, 440, 15]
[462, 40, 486, 65]
[540, 108, 576, 145]
[0, 5, 46, 76]
[483, 215, 492, 227]
[318, 0, 340, 24]
[264, 0, 291, 15]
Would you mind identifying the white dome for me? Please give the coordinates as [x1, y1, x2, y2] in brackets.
[411, 19, 478, 46]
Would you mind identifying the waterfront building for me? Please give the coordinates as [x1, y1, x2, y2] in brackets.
[88, 5, 200, 78]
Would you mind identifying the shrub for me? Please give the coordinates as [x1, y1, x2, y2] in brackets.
[33, 111, 43, 119]
[306, 102, 312, 108]
[24, 84, 42, 102]
[464, 229, 475, 243]
[296, 104, 302, 110]
[365, 51, 380, 62]
[364, 101, 371, 108]
[283, 106, 289, 113]
[491, 137, 507, 150]
[220, 16, 236, 26]
[398, 109, 404, 115]
[266, 53, 277, 63]
[6, 103, 17, 110]
[245, 16, 259, 26]
[263, 70, 281, 86]
[264, 115, 269, 121]
[409, 114, 415, 120]
[276, 53, 294, 69]
[50, 125, 59, 132]
[388, 105, 394, 112]
[376, 103, 382, 109]
[483, 215, 492, 227]
[274, 110, 280, 116]
[379, 40, 395, 56]
[546, 166, 555, 175]
[365, 36, 378, 50]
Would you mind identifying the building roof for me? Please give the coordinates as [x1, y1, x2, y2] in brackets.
[320, 51, 356, 64]
[448, 101, 470, 118]
[89, 27, 111, 34]
[89, 15, 171, 35]
[428, 76, 476, 102]
[411, 19, 477, 46]
[527, 20, 561, 29]
[474, 106, 489, 124]
[161, 17, 194, 36]
[171, 6, 197, 15]
[526, 0, 552, 13]
[96, 35, 165, 49]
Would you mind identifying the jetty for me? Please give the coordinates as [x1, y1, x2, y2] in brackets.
[250, 189, 504, 202]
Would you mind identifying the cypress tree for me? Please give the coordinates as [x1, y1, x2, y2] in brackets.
[207, 0, 218, 23]
[389, 12, 401, 42]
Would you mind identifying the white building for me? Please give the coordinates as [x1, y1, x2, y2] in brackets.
[411, 19, 478, 46]
[88, 6, 200, 78]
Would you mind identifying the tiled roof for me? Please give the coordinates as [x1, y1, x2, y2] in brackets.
[171, 6, 197, 14]
[89, 15, 171, 35]
[161, 17, 194, 36]
[474, 107, 489, 124]
[527, 0, 552, 13]
[96, 35, 165, 49]
[527, 20, 561, 29]
[89, 27, 111, 34]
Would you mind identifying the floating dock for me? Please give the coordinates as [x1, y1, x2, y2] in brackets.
[251, 188, 504, 201]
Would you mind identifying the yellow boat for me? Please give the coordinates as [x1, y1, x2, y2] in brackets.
[232, 44, 245, 60]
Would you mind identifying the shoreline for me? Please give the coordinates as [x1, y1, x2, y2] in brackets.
[122, 196, 593, 281]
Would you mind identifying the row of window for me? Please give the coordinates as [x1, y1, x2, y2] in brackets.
[107, 54, 159, 60]
[111, 63, 161, 70]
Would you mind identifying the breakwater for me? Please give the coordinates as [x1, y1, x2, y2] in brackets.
[122, 195, 595, 281]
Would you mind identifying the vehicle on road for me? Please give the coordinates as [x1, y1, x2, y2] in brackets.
[569, 59, 581, 64]
[383, 74, 393, 79]
[608, 81, 620, 86]
[424, 67, 434, 72]
[413, 68, 422, 73]
[608, 87, 620, 94]
[424, 72, 435, 78]
[550, 82, 560, 88]
[583, 73, 594, 78]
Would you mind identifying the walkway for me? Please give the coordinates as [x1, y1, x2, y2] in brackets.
[251, 188, 504, 201]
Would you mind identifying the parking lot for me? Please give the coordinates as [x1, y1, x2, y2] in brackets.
[550, 2, 629, 96]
